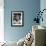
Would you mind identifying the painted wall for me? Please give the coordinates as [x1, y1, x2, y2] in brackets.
[40, 0, 46, 27]
[4, 0, 40, 42]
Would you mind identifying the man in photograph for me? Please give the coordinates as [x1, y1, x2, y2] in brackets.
[13, 13, 21, 24]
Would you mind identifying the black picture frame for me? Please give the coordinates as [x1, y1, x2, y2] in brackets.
[11, 11, 24, 27]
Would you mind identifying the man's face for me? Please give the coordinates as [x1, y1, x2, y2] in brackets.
[13, 13, 21, 21]
[15, 15, 20, 21]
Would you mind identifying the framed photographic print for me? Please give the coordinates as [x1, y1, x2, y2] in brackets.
[11, 11, 24, 27]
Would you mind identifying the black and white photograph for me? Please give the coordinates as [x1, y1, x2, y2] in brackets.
[11, 11, 24, 27]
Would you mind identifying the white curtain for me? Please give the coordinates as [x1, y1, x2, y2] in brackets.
[0, 0, 4, 42]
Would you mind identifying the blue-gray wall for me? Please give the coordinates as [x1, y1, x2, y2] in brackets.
[4, 0, 40, 42]
[40, 0, 46, 27]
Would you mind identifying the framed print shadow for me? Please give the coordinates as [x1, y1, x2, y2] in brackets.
[11, 11, 24, 27]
